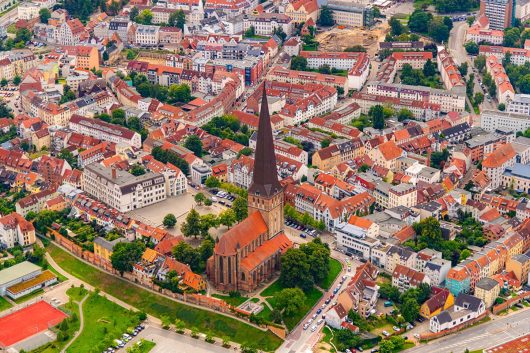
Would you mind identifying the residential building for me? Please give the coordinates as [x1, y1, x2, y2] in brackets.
[268, 66, 348, 95]
[386, 245, 417, 274]
[388, 183, 417, 208]
[15, 189, 57, 216]
[481, 109, 530, 132]
[424, 258, 452, 286]
[284, 0, 319, 23]
[135, 25, 161, 47]
[82, 164, 171, 213]
[312, 139, 365, 171]
[474, 277, 500, 308]
[482, 143, 516, 188]
[368, 140, 404, 170]
[336, 262, 379, 318]
[243, 13, 293, 36]
[0, 212, 36, 249]
[56, 19, 89, 45]
[437, 47, 465, 91]
[392, 264, 430, 292]
[485, 55, 514, 105]
[466, 23, 504, 45]
[506, 252, 530, 284]
[480, 0, 515, 30]
[93, 236, 128, 262]
[68, 115, 141, 148]
[502, 163, 530, 193]
[430, 294, 486, 333]
[420, 287, 454, 319]
[335, 222, 382, 260]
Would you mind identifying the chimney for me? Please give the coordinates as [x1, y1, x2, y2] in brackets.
[112, 168, 117, 179]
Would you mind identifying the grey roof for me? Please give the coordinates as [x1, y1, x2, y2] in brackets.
[435, 310, 452, 325]
[94, 236, 128, 251]
[387, 245, 414, 261]
[476, 277, 499, 291]
[504, 163, 530, 179]
[85, 163, 165, 195]
[0, 261, 41, 286]
[455, 293, 483, 312]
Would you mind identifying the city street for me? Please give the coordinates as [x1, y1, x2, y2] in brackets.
[405, 309, 530, 353]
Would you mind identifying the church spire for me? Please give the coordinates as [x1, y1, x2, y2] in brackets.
[248, 83, 281, 198]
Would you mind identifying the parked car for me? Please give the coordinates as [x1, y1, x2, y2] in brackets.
[384, 301, 393, 307]
[300, 233, 307, 238]
[393, 326, 400, 332]
[382, 331, 390, 337]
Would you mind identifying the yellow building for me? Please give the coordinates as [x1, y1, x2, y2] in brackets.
[285, 0, 319, 24]
[506, 253, 530, 285]
[420, 287, 454, 318]
[94, 237, 128, 262]
[474, 277, 500, 308]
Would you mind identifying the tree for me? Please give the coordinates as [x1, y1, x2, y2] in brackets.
[59, 149, 77, 169]
[181, 209, 202, 238]
[136, 9, 153, 25]
[401, 297, 420, 323]
[129, 6, 139, 21]
[413, 217, 443, 248]
[169, 10, 186, 30]
[173, 241, 200, 272]
[474, 54, 486, 72]
[244, 25, 255, 38]
[498, 103, 506, 111]
[0, 79, 7, 87]
[39, 8, 51, 24]
[205, 176, 221, 188]
[13, 76, 21, 85]
[194, 192, 206, 205]
[379, 283, 401, 302]
[129, 164, 145, 176]
[335, 329, 361, 352]
[279, 248, 313, 291]
[389, 16, 404, 36]
[464, 41, 479, 55]
[232, 197, 248, 222]
[423, 59, 436, 77]
[379, 339, 395, 353]
[218, 209, 236, 228]
[321, 138, 331, 148]
[443, 16, 453, 31]
[369, 105, 385, 129]
[318, 6, 334, 26]
[168, 83, 191, 104]
[408, 10, 432, 34]
[473, 92, 484, 105]
[397, 108, 414, 122]
[15, 28, 32, 43]
[274, 287, 306, 315]
[518, 74, 530, 94]
[459, 62, 468, 76]
[163, 214, 177, 228]
[184, 135, 203, 157]
[430, 149, 449, 169]
[428, 17, 450, 43]
[111, 242, 146, 276]
[291, 56, 308, 71]
[503, 27, 521, 48]
[302, 239, 330, 285]
[344, 45, 366, 52]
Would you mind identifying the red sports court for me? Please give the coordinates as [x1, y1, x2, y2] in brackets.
[0, 301, 67, 348]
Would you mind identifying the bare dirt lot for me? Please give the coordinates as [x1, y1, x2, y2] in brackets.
[315, 22, 389, 56]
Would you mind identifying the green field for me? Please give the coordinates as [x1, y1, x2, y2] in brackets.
[261, 280, 323, 330]
[47, 244, 282, 351]
[129, 339, 156, 353]
[212, 294, 248, 307]
[0, 296, 12, 312]
[66, 291, 140, 353]
[319, 258, 342, 290]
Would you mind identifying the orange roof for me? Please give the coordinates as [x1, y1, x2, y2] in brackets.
[142, 248, 159, 263]
[240, 233, 293, 271]
[347, 215, 374, 230]
[480, 208, 502, 222]
[182, 271, 205, 291]
[215, 211, 268, 256]
[482, 143, 516, 168]
[377, 140, 403, 161]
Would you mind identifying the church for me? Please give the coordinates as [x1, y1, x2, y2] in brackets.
[207, 89, 293, 292]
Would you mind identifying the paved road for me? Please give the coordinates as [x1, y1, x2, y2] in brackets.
[129, 326, 232, 353]
[405, 309, 530, 353]
[0, 5, 18, 27]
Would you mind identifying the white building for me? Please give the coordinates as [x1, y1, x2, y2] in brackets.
[68, 115, 142, 148]
[480, 109, 530, 133]
[430, 294, 485, 333]
[243, 13, 293, 36]
[18, 2, 40, 20]
[82, 164, 170, 213]
[335, 222, 382, 260]
[135, 25, 161, 47]
[0, 212, 36, 249]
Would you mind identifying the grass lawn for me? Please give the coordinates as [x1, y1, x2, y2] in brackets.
[47, 244, 282, 351]
[13, 289, 44, 304]
[130, 339, 156, 353]
[0, 296, 12, 312]
[212, 294, 248, 307]
[256, 304, 273, 322]
[399, 341, 415, 351]
[46, 262, 68, 282]
[302, 44, 318, 51]
[260, 280, 285, 297]
[413, 0, 432, 9]
[66, 291, 140, 353]
[319, 258, 342, 290]
[267, 286, 323, 330]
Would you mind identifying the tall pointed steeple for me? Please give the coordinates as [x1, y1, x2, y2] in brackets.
[248, 84, 281, 198]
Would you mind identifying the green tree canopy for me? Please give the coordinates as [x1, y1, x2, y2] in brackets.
[163, 213, 177, 228]
[111, 242, 146, 276]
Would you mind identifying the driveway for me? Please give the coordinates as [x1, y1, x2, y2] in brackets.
[129, 326, 232, 353]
